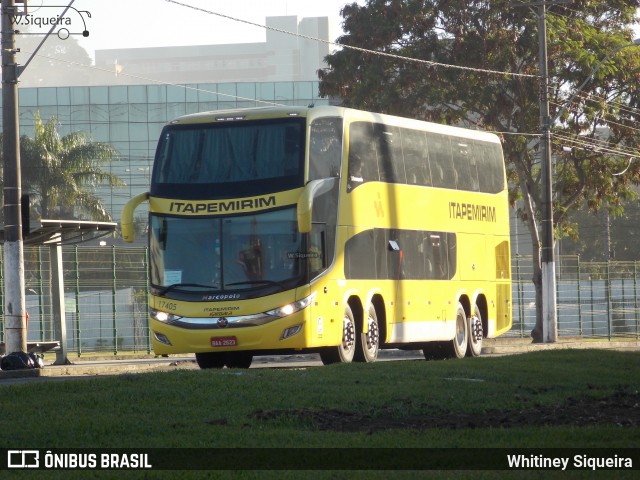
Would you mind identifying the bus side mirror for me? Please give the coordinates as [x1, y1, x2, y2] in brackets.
[297, 178, 336, 234]
[121, 192, 149, 243]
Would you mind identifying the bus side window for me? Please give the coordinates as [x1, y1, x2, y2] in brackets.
[344, 229, 376, 279]
[476, 142, 505, 194]
[375, 124, 406, 184]
[348, 122, 378, 191]
[426, 134, 456, 189]
[429, 234, 448, 279]
[309, 226, 326, 277]
[402, 128, 431, 186]
[310, 174, 339, 277]
[348, 153, 364, 191]
[401, 231, 424, 279]
[386, 230, 403, 280]
[309, 117, 343, 181]
[452, 139, 479, 191]
[469, 155, 480, 192]
[447, 232, 457, 278]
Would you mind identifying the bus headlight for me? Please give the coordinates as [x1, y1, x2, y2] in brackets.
[266, 292, 316, 318]
[150, 309, 182, 323]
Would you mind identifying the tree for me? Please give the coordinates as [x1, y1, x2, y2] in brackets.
[318, 0, 640, 342]
[1, 112, 124, 222]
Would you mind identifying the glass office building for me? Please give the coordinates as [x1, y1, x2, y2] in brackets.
[9, 80, 328, 241]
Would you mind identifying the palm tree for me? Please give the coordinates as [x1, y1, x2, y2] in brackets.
[16, 112, 125, 222]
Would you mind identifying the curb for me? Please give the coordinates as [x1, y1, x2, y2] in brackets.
[2, 338, 639, 380]
[481, 337, 640, 354]
[0, 358, 197, 381]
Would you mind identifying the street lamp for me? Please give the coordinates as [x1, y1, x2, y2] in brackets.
[539, 37, 640, 343]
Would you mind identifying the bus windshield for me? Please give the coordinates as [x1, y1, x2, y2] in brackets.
[149, 208, 306, 296]
[152, 118, 304, 189]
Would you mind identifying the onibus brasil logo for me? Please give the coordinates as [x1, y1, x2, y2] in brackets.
[11, 3, 91, 40]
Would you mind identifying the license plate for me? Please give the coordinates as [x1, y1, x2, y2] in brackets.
[211, 336, 237, 347]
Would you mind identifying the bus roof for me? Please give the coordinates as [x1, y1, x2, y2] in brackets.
[168, 105, 502, 144]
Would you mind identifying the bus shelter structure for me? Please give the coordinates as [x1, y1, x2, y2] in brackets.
[0, 219, 117, 364]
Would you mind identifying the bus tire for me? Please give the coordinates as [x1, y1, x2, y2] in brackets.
[225, 352, 253, 369]
[319, 304, 356, 365]
[466, 304, 483, 357]
[450, 302, 468, 359]
[195, 352, 226, 369]
[355, 303, 379, 363]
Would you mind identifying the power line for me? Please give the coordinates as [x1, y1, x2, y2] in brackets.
[163, 0, 539, 79]
[548, 89, 640, 121]
[553, 133, 639, 159]
[24, 51, 640, 159]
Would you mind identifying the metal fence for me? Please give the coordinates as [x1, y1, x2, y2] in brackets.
[511, 255, 640, 339]
[1, 245, 150, 356]
[1, 248, 639, 357]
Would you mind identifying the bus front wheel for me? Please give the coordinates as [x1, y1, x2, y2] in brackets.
[225, 352, 253, 369]
[355, 303, 379, 363]
[195, 351, 253, 369]
[320, 304, 356, 365]
[195, 352, 226, 369]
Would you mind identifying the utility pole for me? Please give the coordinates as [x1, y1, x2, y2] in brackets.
[1, 0, 27, 354]
[537, 2, 557, 343]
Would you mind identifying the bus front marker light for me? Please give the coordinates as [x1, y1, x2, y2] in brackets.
[280, 324, 303, 340]
[153, 331, 172, 346]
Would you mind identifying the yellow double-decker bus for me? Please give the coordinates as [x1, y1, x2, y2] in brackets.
[121, 106, 511, 368]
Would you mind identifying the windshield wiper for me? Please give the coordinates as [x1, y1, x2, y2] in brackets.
[225, 280, 286, 289]
[158, 283, 220, 295]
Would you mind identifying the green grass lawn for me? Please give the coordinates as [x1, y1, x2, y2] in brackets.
[1, 349, 638, 479]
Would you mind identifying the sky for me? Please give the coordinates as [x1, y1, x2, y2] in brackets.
[20, 0, 363, 58]
[17, 1, 640, 58]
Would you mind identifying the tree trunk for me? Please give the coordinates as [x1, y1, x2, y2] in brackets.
[530, 240, 544, 343]
[513, 158, 544, 342]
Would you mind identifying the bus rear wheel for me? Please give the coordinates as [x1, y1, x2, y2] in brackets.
[355, 303, 379, 363]
[450, 302, 469, 359]
[466, 304, 483, 357]
[424, 302, 469, 361]
[320, 304, 356, 365]
[195, 352, 226, 369]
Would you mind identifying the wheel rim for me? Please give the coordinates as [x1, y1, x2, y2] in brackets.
[366, 313, 379, 354]
[471, 309, 483, 343]
[467, 306, 483, 357]
[455, 309, 466, 349]
[342, 314, 355, 353]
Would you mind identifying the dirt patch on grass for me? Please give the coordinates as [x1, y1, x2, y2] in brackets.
[250, 390, 639, 432]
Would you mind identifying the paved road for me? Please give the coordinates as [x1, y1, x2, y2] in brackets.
[0, 349, 425, 386]
[1, 337, 639, 386]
